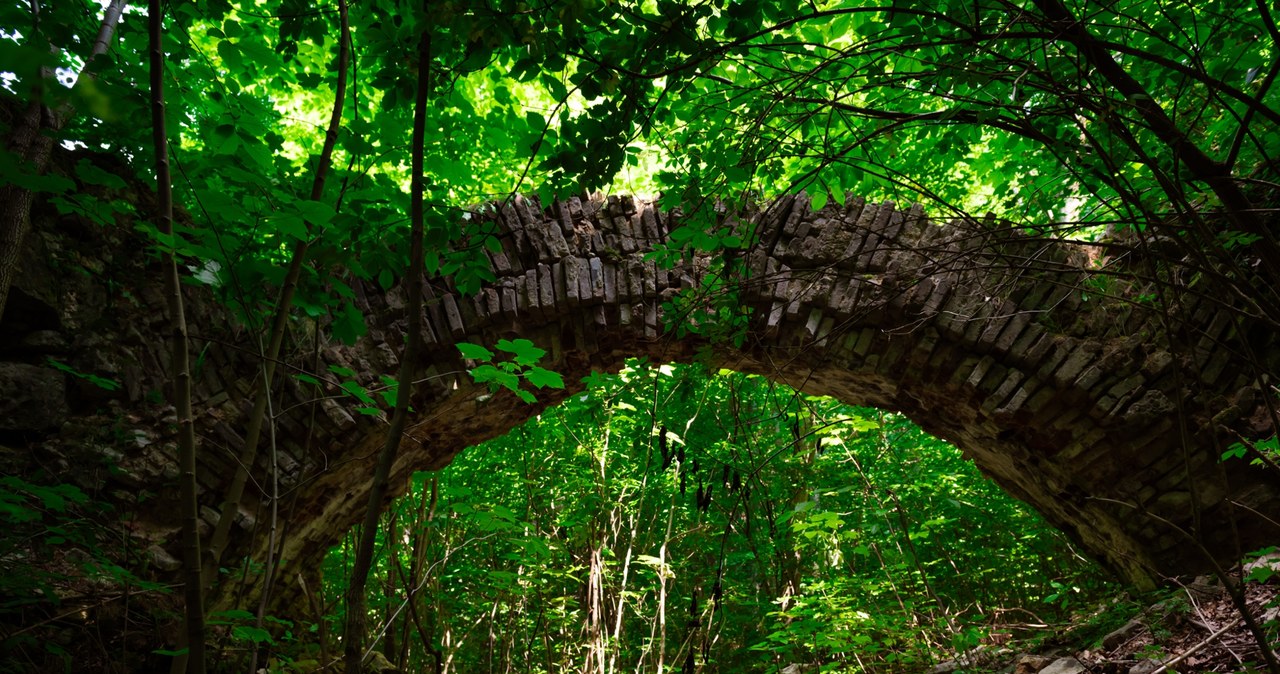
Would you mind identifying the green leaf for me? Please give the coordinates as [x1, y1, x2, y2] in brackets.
[232, 625, 274, 645]
[457, 343, 495, 361]
[339, 382, 376, 406]
[40, 489, 66, 511]
[295, 199, 336, 227]
[809, 190, 828, 211]
[328, 365, 357, 378]
[525, 110, 545, 133]
[331, 302, 367, 344]
[210, 609, 255, 622]
[669, 226, 696, 243]
[636, 555, 665, 567]
[74, 159, 128, 189]
[525, 366, 564, 389]
[1246, 565, 1276, 583]
[1221, 443, 1248, 462]
[471, 364, 519, 393]
[46, 357, 121, 391]
[0, 161, 75, 194]
[496, 338, 545, 365]
[272, 213, 308, 241]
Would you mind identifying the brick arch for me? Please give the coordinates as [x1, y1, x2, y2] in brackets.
[184, 193, 1276, 611]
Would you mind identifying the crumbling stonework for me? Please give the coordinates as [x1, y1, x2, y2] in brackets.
[5, 183, 1278, 615]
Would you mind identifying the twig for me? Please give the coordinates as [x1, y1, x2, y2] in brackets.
[1150, 618, 1242, 674]
[1228, 431, 1280, 478]
[1088, 496, 1280, 673]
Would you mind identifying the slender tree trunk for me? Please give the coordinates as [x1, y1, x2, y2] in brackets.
[342, 16, 431, 672]
[778, 410, 816, 614]
[0, 103, 45, 325]
[608, 474, 649, 674]
[0, 0, 125, 322]
[384, 512, 399, 663]
[583, 544, 604, 674]
[297, 573, 332, 671]
[149, 1, 205, 671]
[248, 398, 284, 674]
[398, 478, 435, 670]
[201, 0, 351, 591]
[654, 488, 677, 674]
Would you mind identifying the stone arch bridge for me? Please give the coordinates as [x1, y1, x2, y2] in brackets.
[6, 189, 1278, 613]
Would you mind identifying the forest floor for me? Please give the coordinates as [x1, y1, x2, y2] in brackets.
[939, 562, 1280, 674]
[5, 545, 1279, 673]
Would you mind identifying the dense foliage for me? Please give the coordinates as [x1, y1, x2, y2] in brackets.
[2, 0, 1278, 671]
[321, 363, 1106, 673]
[5, 0, 1278, 310]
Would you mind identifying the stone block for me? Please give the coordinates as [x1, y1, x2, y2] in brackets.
[601, 260, 618, 305]
[640, 205, 662, 240]
[0, 363, 67, 433]
[1048, 342, 1094, 386]
[563, 257, 582, 306]
[442, 294, 465, 338]
[981, 370, 1025, 414]
[626, 259, 644, 300]
[500, 283, 518, 320]
[869, 209, 904, 270]
[483, 288, 500, 321]
[1039, 656, 1085, 674]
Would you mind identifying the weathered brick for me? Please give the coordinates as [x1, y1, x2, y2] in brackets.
[500, 283, 518, 320]
[442, 294, 465, 338]
[981, 370, 1025, 414]
[576, 257, 594, 305]
[1049, 342, 1096, 386]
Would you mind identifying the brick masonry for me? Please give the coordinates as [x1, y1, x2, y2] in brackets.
[5, 186, 1278, 615]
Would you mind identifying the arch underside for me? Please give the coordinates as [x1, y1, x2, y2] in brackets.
[110, 193, 1277, 611]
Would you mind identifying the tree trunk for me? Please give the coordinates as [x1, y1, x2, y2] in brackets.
[202, 0, 351, 590]
[342, 17, 431, 672]
[0, 0, 125, 322]
[149, 0, 205, 671]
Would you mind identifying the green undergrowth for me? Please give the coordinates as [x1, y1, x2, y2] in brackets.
[322, 361, 1113, 673]
[0, 469, 170, 672]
